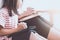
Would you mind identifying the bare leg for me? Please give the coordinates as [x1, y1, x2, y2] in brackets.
[48, 27, 60, 40]
[29, 32, 47, 40]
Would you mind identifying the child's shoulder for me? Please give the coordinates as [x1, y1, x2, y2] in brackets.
[0, 8, 8, 15]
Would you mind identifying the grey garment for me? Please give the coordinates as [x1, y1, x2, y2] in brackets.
[23, 16, 51, 38]
[8, 29, 31, 40]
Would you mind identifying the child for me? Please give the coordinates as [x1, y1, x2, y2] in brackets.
[0, 0, 28, 40]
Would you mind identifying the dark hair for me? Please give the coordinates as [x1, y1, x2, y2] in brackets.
[2, 0, 19, 16]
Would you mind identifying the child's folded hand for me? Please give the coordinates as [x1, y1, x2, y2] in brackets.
[18, 22, 27, 31]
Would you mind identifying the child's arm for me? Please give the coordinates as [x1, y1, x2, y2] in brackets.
[0, 22, 27, 36]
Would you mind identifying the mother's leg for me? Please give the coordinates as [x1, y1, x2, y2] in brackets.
[29, 32, 47, 40]
[48, 27, 60, 40]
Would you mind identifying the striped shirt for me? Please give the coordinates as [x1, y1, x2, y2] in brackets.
[0, 8, 18, 40]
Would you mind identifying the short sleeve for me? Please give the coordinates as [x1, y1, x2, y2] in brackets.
[11, 15, 18, 28]
[0, 12, 5, 27]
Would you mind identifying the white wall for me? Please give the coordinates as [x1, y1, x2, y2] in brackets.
[21, 0, 60, 11]
[0, 0, 60, 10]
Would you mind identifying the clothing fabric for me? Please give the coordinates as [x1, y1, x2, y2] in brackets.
[0, 8, 18, 40]
[11, 29, 31, 40]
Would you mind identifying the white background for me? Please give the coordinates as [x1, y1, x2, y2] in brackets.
[0, 0, 60, 10]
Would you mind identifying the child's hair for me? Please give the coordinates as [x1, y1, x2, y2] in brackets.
[2, 0, 20, 16]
